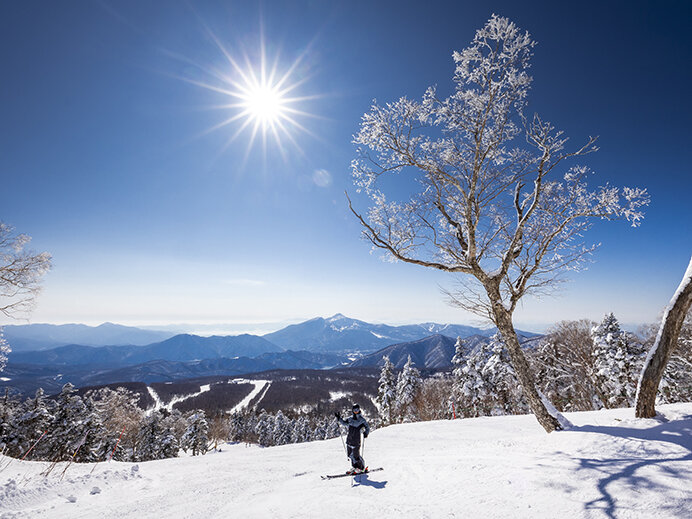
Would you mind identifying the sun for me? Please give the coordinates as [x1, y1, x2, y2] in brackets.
[178, 27, 317, 161]
[242, 83, 285, 126]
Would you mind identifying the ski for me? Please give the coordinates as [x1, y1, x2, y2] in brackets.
[321, 467, 384, 480]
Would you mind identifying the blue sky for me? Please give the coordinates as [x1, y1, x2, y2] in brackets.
[1, 1, 690, 332]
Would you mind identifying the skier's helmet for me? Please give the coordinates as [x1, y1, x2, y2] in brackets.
[352, 404, 361, 414]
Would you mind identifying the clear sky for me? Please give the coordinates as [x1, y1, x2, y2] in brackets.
[1, 0, 690, 332]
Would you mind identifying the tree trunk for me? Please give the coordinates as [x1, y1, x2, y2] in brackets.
[492, 303, 562, 433]
[635, 255, 692, 418]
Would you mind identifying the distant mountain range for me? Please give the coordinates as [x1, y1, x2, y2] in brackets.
[9, 333, 282, 366]
[262, 313, 500, 352]
[2, 322, 174, 351]
[1, 314, 539, 395]
[349, 333, 539, 369]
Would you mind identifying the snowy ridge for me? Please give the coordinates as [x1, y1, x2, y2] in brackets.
[1, 403, 690, 518]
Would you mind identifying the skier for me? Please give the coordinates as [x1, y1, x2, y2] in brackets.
[335, 403, 370, 474]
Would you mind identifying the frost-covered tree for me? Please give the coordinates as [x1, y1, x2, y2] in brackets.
[135, 410, 178, 461]
[396, 355, 422, 422]
[349, 15, 648, 432]
[291, 416, 312, 443]
[0, 223, 51, 371]
[256, 409, 275, 447]
[636, 256, 692, 417]
[592, 313, 643, 408]
[455, 341, 492, 417]
[0, 389, 22, 457]
[482, 334, 525, 415]
[658, 315, 692, 404]
[450, 337, 469, 408]
[12, 388, 53, 460]
[228, 412, 246, 443]
[87, 387, 143, 462]
[45, 383, 102, 462]
[454, 335, 524, 417]
[312, 420, 327, 441]
[376, 355, 397, 425]
[273, 410, 291, 446]
[0, 332, 9, 373]
[530, 320, 600, 411]
[181, 411, 208, 456]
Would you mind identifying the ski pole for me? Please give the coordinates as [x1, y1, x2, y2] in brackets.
[362, 433, 366, 462]
[339, 425, 347, 457]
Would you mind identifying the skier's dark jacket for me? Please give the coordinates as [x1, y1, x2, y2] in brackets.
[338, 414, 370, 446]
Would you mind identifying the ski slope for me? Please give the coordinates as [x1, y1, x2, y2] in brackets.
[1, 403, 690, 518]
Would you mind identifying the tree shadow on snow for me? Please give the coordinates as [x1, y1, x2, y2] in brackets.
[568, 414, 692, 519]
[352, 474, 387, 489]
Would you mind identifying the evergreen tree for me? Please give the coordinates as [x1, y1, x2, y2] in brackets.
[457, 341, 493, 417]
[0, 389, 21, 457]
[136, 412, 161, 461]
[592, 313, 643, 408]
[450, 337, 469, 413]
[228, 412, 246, 442]
[376, 355, 397, 425]
[256, 410, 275, 447]
[181, 411, 209, 456]
[291, 416, 311, 443]
[11, 388, 52, 460]
[396, 355, 422, 422]
[45, 383, 93, 461]
[272, 411, 291, 445]
[0, 329, 9, 373]
[482, 334, 525, 415]
[312, 419, 327, 441]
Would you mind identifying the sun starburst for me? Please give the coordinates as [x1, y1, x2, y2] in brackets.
[178, 26, 318, 163]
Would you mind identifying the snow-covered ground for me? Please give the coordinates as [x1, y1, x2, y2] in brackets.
[1, 403, 690, 518]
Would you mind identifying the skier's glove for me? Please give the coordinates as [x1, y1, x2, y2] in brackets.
[363, 433, 368, 438]
[334, 412, 341, 420]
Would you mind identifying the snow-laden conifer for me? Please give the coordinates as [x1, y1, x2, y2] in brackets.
[396, 355, 421, 422]
[450, 337, 468, 410]
[273, 410, 291, 445]
[256, 409, 275, 447]
[13, 388, 53, 460]
[181, 411, 209, 456]
[0, 329, 9, 373]
[136, 411, 178, 461]
[376, 355, 397, 425]
[482, 334, 526, 415]
[591, 313, 643, 408]
[45, 383, 94, 461]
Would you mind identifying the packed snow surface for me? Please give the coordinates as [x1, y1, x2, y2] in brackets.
[1, 403, 690, 518]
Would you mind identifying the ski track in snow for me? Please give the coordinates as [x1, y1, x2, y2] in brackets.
[230, 379, 271, 414]
[1, 403, 691, 518]
[147, 384, 211, 413]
